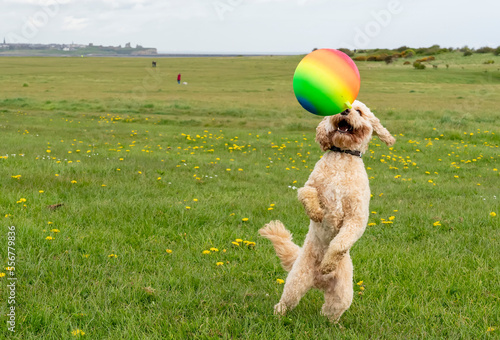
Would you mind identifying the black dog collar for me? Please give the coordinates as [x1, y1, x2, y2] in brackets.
[329, 145, 362, 158]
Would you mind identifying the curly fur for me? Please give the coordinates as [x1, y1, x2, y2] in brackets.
[259, 100, 395, 322]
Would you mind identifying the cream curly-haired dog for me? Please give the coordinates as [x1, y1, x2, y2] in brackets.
[259, 100, 395, 322]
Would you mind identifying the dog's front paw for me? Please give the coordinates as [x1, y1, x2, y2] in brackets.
[274, 302, 288, 316]
[308, 208, 324, 223]
[319, 260, 338, 275]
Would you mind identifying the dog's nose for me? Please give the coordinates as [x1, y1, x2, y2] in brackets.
[340, 109, 350, 116]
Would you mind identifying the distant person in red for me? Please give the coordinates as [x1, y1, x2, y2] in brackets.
[177, 73, 181, 84]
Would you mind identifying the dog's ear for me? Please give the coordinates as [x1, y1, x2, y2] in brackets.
[354, 100, 395, 147]
[370, 116, 396, 146]
[315, 117, 334, 151]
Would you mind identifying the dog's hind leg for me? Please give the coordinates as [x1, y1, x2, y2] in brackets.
[274, 234, 316, 315]
[321, 252, 354, 322]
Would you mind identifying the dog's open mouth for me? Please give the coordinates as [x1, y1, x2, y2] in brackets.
[337, 120, 353, 134]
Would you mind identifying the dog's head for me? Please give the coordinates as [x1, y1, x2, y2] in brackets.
[315, 100, 395, 153]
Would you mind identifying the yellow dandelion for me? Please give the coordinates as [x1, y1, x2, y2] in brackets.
[108, 254, 117, 258]
[210, 247, 219, 252]
[50, 229, 60, 233]
[5, 267, 14, 271]
[235, 239, 243, 243]
[71, 180, 77, 184]
[82, 254, 90, 258]
[39, 190, 44, 193]
[268, 207, 273, 210]
[357, 281, 364, 285]
[202, 250, 210, 255]
[46, 236, 54, 240]
[490, 212, 497, 217]
[0, 272, 6, 278]
[389, 216, 395, 221]
[166, 249, 172, 254]
[368, 223, 376, 226]
[216, 262, 224, 266]
[487, 327, 495, 332]
[71, 329, 85, 336]
[360, 286, 365, 291]
[241, 218, 249, 222]
[231, 242, 240, 246]
[433, 221, 441, 226]
[185, 206, 191, 210]
[193, 198, 198, 202]
[276, 279, 284, 284]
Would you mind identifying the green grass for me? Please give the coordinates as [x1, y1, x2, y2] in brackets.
[0, 52, 499, 339]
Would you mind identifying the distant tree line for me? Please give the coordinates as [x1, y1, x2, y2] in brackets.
[333, 44, 500, 60]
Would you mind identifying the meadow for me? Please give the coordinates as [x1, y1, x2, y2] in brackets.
[0, 52, 499, 339]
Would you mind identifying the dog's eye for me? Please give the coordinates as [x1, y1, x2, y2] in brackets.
[356, 109, 362, 116]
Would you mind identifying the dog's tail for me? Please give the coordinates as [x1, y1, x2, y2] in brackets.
[259, 220, 301, 272]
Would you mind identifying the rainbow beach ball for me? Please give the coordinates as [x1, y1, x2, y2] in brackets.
[293, 48, 360, 116]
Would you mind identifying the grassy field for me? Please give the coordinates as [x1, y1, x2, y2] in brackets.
[0, 52, 499, 339]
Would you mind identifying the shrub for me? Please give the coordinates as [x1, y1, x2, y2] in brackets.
[416, 56, 436, 63]
[483, 60, 495, 64]
[392, 53, 402, 58]
[384, 55, 394, 64]
[494, 47, 500, 56]
[367, 56, 378, 61]
[402, 49, 415, 58]
[476, 46, 494, 53]
[423, 44, 442, 55]
[375, 53, 388, 61]
[338, 48, 354, 57]
[413, 62, 426, 70]
[353, 56, 367, 61]
[463, 50, 473, 57]
[403, 61, 411, 65]
[396, 46, 409, 52]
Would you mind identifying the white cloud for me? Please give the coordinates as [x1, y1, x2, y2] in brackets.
[62, 16, 89, 30]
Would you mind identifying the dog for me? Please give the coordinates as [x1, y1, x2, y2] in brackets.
[259, 100, 395, 322]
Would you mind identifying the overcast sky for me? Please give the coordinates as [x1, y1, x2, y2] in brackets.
[1, 0, 498, 54]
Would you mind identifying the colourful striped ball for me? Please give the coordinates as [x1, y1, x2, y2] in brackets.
[293, 49, 360, 116]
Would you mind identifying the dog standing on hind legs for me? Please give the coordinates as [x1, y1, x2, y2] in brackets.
[259, 100, 395, 322]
